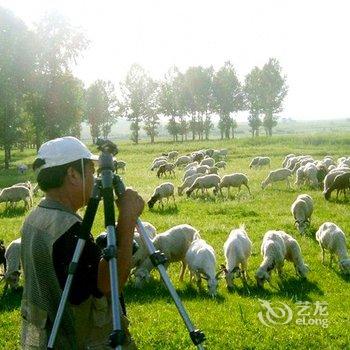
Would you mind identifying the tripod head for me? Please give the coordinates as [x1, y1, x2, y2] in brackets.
[96, 138, 119, 156]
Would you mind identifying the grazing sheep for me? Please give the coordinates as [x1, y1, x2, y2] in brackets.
[148, 182, 175, 209]
[150, 159, 167, 171]
[174, 155, 192, 168]
[191, 152, 205, 163]
[114, 160, 126, 173]
[0, 186, 32, 210]
[134, 224, 200, 287]
[17, 164, 28, 174]
[186, 239, 220, 297]
[4, 238, 21, 290]
[0, 240, 6, 274]
[196, 165, 210, 174]
[186, 174, 221, 197]
[222, 226, 252, 288]
[324, 172, 350, 201]
[282, 154, 295, 168]
[168, 151, 179, 161]
[323, 169, 349, 200]
[157, 163, 176, 178]
[215, 161, 227, 169]
[205, 149, 214, 157]
[256, 231, 286, 287]
[261, 168, 292, 189]
[291, 194, 313, 235]
[279, 231, 309, 278]
[249, 157, 270, 169]
[182, 167, 198, 181]
[184, 162, 199, 171]
[219, 173, 250, 196]
[200, 158, 215, 167]
[178, 174, 203, 196]
[208, 166, 219, 175]
[316, 222, 350, 274]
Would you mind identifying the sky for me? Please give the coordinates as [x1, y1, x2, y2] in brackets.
[1, 0, 350, 121]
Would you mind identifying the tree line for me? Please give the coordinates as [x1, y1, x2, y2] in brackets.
[0, 7, 288, 169]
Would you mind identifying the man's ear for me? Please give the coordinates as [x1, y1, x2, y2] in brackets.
[66, 166, 81, 186]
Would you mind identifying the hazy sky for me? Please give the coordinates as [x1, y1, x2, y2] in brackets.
[1, 0, 350, 121]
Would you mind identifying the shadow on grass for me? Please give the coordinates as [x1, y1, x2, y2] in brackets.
[0, 286, 23, 312]
[227, 276, 324, 301]
[0, 206, 27, 218]
[148, 205, 179, 215]
[334, 269, 350, 283]
[124, 279, 225, 304]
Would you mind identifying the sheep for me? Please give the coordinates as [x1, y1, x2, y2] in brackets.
[291, 194, 313, 235]
[150, 159, 167, 171]
[222, 226, 252, 289]
[186, 239, 220, 297]
[186, 174, 221, 197]
[219, 173, 250, 196]
[208, 166, 219, 175]
[324, 172, 350, 201]
[17, 164, 28, 174]
[114, 160, 126, 173]
[205, 149, 214, 157]
[279, 231, 309, 278]
[182, 167, 198, 181]
[215, 161, 227, 169]
[4, 238, 21, 290]
[200, 157, 215, 167]
[191, 151, 205, 163]
[184, 161, 199, 171]
[0, 240, 6, 275]
[174, 155, 192, 168]
[256, 231, 286, 287]
[134, 224, 200, 287]
[0, 185, 32, 210]
[196, 165, 210, 174]
[157, 163, 175, 178]
[167, 151, 179, 161]
[148, 182, 175, 209]
[249, 156, 271, 169]
[178, 174, 203, 196]
[261, 168, 292, 189]
[316, 222, 350, 274]
[323, 169, 349, 200]
[282, 154, 295, 168]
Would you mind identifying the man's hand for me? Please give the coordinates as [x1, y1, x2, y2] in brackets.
[116, 188, 145, 224]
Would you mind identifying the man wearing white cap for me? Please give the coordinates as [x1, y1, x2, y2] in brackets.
[20, 136, 144, 349]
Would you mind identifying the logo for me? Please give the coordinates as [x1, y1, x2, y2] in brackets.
[258, 299, 293, 327]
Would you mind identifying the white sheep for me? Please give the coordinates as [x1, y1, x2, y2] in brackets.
[222, 226, 252, 288]
[186, 174, 221, 197]
[168, 151, 179, 161]
[323, 169, 349, 200]
[148, 182, 175, 209]
[316, 222, 350, 274]
[196, 165, 210, 174]
[0, 186, 32, 210]
[200, 157, 215, 167]
[134, 224, 201, 287]
[249, 156, 270, 169]
[4, 238, 21, 290]
[218, 173, 250, 196]
[157, 163, 176, 178]
[261, 168, 292, 189]
[291, 194, 313, 235]
[282, 154, 295, 168]
[150, 159, 167, 171]
[178, 174, 203, 196]
[184, 161, 199, 171]
[256, 230, 286, 287]
[214, 161, 227, 169]
[182, 167, 198, 181]
[279, 231, 309, 278]
[185, 238, 220, 297]
[174, 155, 192, 168]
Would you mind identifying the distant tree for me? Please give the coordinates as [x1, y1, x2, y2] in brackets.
[143, 82, 160, 144]
[212, 62, 244, 139]
[85, 80, 117, 143]
[0, 7, 36, 168]
[247, 113, 262, 137]
[119, 64, 156, 144]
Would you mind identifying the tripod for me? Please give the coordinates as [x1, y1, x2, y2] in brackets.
[48, 139, 205, 349]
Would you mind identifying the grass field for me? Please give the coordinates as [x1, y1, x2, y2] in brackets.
[0, 133, 350, 349]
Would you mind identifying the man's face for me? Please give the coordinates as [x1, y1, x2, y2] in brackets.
[83, 160, 95, 205]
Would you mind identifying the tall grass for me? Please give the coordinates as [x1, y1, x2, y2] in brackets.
[0, 133, 349, 349]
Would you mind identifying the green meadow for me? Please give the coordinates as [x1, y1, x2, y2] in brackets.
[1, 133, 350, 349]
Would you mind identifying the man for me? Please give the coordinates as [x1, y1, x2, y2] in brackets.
[20, 136, 144, 349]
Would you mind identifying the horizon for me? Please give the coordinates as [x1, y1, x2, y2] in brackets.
[1, 0, 350, 121]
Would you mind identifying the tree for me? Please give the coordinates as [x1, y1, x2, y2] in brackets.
[260, 58, 288, 136]
[212, 62, 243, 139]
[247, 113, 262, 137]
[119, 64, 156, 144]
[85, 80, 117, 143]
[143, 82, 160, 143]
[0, 7, 36, 168]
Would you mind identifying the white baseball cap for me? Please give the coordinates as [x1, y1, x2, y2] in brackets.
[36, 136, 98, 171]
